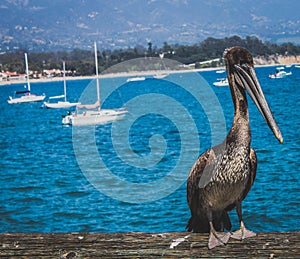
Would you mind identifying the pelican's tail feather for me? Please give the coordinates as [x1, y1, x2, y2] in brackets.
[186, 211, 231, 233]
[186, 214, 210, 233]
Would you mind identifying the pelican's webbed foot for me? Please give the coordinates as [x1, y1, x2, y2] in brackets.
[208, 231, 231, 249]
[231, 221, 256, 240]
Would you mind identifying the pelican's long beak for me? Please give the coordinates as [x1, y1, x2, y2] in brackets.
[234, 64, 283, 143]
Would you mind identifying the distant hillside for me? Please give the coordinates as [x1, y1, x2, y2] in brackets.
[1, 35, 300, 77]
[254, 55, 300, 66]
[0, 0, 300, 52]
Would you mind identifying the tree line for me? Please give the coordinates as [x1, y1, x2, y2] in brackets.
[1, 35, 300, 76]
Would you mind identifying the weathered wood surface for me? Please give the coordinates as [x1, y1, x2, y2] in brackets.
[0, 232, 299, 258]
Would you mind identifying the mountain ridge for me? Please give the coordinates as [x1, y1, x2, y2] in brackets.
[1, 0, 300, 52]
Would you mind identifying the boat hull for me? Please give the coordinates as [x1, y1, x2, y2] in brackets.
[62, 109, 127, 126]
[8, 94, 46, 104]
[269, 71, 292, 78]
[126, 77, 146, 82]
[213, 78, 229, 87]
[44, 101, 79, 109]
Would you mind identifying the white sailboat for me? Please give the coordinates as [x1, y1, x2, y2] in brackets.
[8, 53, 46, 104]
[153, 52, 169, 79]
[44, 61, 79, 109]
[62, 42, 127, 126]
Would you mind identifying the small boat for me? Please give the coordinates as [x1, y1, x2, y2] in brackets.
[153, 52, 169, 79]
[62, 42, 127, 126]
[62, 108, 127, 126]
[44, 61, 78, 109]
[8, 53, 45, 104]
[44, 98, 78, 109]
[269, 66, 292, 79]
[216, 69, 225, 74]
[126, 76, 146, 82]
[153, 73, 168, 79]
[213, 78, 229, 87]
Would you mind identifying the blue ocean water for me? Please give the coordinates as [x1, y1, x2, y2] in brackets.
[0, 66, 299, 233]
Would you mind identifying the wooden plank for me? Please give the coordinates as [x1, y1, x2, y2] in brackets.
[0, 232, 299, 258]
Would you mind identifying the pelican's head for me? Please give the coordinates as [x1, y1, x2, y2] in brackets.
[224, 46, 283, 144]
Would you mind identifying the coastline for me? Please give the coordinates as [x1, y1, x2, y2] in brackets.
[0, 68, 208, 86]
[1, 55, 299, 87]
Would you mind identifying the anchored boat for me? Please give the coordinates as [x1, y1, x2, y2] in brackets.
[8, 53, 45, 104]
[62, 42, 127, 126]
[44, 62, 78, 109]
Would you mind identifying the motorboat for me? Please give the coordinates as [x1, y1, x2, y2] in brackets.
[126, 76, 146, 82]
[216, 69, 225, 74]
[269, 66, 292, 79]
[213, 78, 229, 87]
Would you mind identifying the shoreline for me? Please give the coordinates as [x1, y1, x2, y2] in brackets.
[1, 58, 298, 86]
[0, 68, 213, 86]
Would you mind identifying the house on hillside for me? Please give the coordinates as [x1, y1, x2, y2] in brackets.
[43, 68, 62, 78]
[1, 72, 26, 81]
[0, 72, 8, 81]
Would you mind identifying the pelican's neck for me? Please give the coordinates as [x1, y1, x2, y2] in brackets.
[228, 83, 251, 146]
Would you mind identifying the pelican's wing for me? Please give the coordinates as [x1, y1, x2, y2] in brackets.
[187, 149, 213, 207]
[225, 148, 257, 212]
[243, 148, 257, 200]
[186, 149, 216, 232]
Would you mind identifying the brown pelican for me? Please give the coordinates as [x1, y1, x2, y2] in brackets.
[186, 46, 283, 249]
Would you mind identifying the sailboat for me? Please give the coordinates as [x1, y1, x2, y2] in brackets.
[62, 42, 127, 126]
[153, 52, 169, 79]
[43, 61, 79, 109]
[8, 53, 46, 104]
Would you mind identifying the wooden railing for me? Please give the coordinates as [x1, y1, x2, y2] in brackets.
[0, 232, 299, 258]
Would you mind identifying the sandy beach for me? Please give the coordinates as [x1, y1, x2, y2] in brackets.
[0, 68, 213, 86]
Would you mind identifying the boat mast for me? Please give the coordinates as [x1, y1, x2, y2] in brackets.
[63, 61, 67, 102]
[94, 41, 100, 109]
[24, 53, 31, 92]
